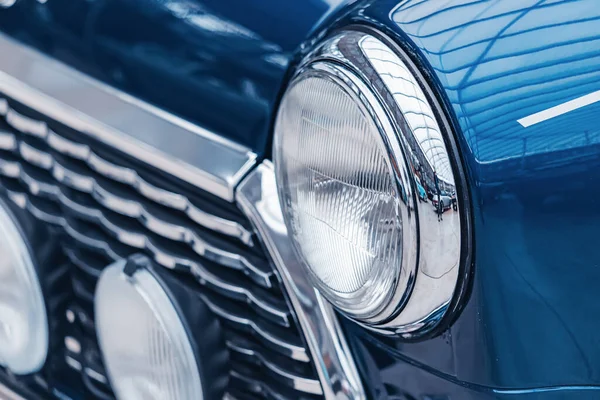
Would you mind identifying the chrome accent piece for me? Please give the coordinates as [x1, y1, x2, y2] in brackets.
[229, 369, 313, 400]
[64, 337, 81, 354]
[66, 310, 76, 323]
[3, 106, 254, 246]
[0, 124, 270, 287]
[0, 160, 19, 179]
[200, 294, 309, 362]
[65, 356, 82, 371]
[85, 368, 108, 384]
[0, 131, 17, 151]
[0, 131, 15, 150]
[237, 162, 365, 400]
[293, 30, 471, 337]
[64, 248, 102, 278]
[0, 33, 256, 201]
[226, 337, 322, 395]
[0, 383, 26, 400]
[7, 109, 46, 138]
[1, 186, 290, 327]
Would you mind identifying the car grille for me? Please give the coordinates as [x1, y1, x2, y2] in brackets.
[0, 96, 323, 400]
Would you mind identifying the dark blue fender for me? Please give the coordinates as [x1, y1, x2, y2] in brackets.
[1, 0, 600, 398]
[323, 1, 600, 398]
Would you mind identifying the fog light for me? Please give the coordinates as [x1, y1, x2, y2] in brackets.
[95, 255, 227, 400]
[0, 200, 48, 375]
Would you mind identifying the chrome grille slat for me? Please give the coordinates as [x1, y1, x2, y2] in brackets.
[0, 157, 19, 178]
[226, 337, 322, 395]
[199, 294, 310, 363]
[63, 245, 309, 363]
[0, 180, 291, 327]
[0, 127, 273, 288]
[4, 189, 130, 260]
[230, 369, 287, 400]
[65, 248, 102, 279]
[229, 366, 319, 400]
[4, 107, 254, 246]
[0, 130, 15, 150]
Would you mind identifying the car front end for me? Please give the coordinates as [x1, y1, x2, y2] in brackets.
[1, 1, 599, 400]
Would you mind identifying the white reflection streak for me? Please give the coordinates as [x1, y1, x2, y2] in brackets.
[517, 90, 600, 128]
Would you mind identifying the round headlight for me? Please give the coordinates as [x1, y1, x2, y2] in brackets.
[274, 31, 470, 336]
[0, 200, 48, 374]
[95, 255, 228, 400]
[274, 67, 413, 320]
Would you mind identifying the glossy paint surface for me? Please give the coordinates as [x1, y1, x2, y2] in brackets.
[0, 0, 348, 151]
[326, 0, 600, 396]
[2, 0, 600, 398]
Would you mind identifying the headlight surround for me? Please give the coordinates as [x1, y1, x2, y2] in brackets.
[274, 30, 470, 337]
[0, 200, 48, 374]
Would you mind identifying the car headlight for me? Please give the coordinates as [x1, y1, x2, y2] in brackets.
[0, 200, 48, 374]
[95, 255, 228, 400]
[273, 30, 471, 337]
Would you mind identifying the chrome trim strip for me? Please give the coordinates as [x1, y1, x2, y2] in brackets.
[2, 188, 290, 327]
[0, 383, 26, 400]
[237, 162, 365, 400]
[0, 33, 256, 202]
[0, 143, 272, 288]
[199, 294, 310, 362]
[2, 107, 254, 246]
[226, 339, 322, 395]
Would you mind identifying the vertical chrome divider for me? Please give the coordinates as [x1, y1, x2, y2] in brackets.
[237, 161, 365, 400]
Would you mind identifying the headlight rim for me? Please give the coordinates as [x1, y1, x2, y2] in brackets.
[273, 27, 474, 339]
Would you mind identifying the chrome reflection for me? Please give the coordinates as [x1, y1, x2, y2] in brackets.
[298, 30, 471, 337]
[0, 32, 257, 202]
[237, 162, 365, 400]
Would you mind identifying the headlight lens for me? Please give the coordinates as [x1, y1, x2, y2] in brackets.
[95, 258, 204, 400]
[274, 70, 413, 320]
[0, 202, 48, 374]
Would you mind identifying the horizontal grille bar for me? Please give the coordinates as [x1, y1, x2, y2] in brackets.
[0, 100, 253, 242]
[0, 119, 275, 288]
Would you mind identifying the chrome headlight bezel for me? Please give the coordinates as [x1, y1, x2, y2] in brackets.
[273, 28, 473, 338]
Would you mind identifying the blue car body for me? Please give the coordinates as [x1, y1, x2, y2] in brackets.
[1, 0, 599, 398]
[414, 176, 428, 202]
